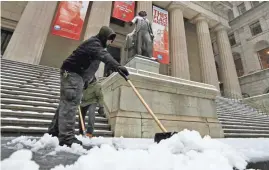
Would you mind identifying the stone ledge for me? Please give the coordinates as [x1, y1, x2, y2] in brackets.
[102, 69, 219, 100]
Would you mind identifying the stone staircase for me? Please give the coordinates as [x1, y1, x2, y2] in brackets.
[1, 58, 269, 138]
[0, 59, 113, 137]
[216, 96, 269, 138]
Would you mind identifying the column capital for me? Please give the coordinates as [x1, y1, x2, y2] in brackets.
[167, 2, 186, 12]
[213, 23, 230, 32]
[190, 13, 210, 24]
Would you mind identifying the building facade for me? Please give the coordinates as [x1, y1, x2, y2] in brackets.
[1, 1, 268, 98]
[224, 1, 269, 97]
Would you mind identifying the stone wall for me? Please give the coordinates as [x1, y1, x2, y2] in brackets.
[101, 67, 224, 138]
[239, 68, 269, 96]
[1, 1, 28, 30]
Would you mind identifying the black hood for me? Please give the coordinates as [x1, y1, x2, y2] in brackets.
[96, 26, 116, 48]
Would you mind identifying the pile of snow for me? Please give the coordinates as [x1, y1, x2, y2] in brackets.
[1, 149, 39, 170]
[7, 133, 88, 155]
[3, 129, 250, 170]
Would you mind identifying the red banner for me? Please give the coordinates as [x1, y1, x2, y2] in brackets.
[112, 1, 135, 22]
[51, 1, 89, 40]
[152, 6, 169, 64]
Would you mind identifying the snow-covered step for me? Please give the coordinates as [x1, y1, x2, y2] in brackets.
[223, 133, 269, 138]
[218, 117, 269, 124]
[1, 94, 59, 103]
[1, 89, 59, 100]
[1, 126, 113, 137]
[1, 71, 60, 84]
[0, 67, 60, 78]
[217, 107, 256, 113]
[219, 120, 269, 127]
[1, 85, 60, 96]
[223, 129, 269, 134]
[221, 124, 269, 130]
[1, 98, 58, 108]
[1, 74, 60, 86]
[0, 118, 110, 129]
[1, 59, 60, 71]
[1, 104, 56, 113]
[0, 63, 59, 75]
[218, 114, 269, 121]
[0, 78, 60, 89]
[0, 110, 109, 123]
[217, 111, 265, 117]
[1, 81, 60, 92]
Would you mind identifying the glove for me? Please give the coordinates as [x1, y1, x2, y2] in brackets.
[83, 81, 89, 90]
[98, 107, 105, 116]
[117, 66, 129, 78]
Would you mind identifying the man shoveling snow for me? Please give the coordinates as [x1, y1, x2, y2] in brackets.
[47, 26, 129, 147]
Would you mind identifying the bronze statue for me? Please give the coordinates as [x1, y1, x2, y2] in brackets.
[123, 30, 136, 64]
[127, 11, 154, 60]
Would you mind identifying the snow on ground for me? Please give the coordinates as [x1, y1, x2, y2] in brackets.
[219, 138, 269, 163]
[1, 149, 39, 170]
[2, 129, 269, 170]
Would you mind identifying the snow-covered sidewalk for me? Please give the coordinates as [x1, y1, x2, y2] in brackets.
[1, 129, 269, 170]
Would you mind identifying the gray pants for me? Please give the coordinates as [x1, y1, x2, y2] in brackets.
[48, 70, 83, 142]
[137, 30, 153, 58]
[78, 103, 98, 134]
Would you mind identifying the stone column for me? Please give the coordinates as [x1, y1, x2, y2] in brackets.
[3, 1, 57, 64]
[169, 6, 190, 79]
[136, 1, 152, 21]
[84, 1, 112, 78]
[214, 24, 242, 98]
[192, 14, 220, 91]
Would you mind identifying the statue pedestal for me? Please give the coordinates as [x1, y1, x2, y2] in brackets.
[101, 68, 224, 139]
[125, 55, 160, 73]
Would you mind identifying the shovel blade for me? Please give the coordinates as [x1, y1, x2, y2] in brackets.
[154, 132, 177, 143]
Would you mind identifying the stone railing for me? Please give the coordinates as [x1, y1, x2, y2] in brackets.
[220, 90, 269, 115]
[243, 94, 269, 114]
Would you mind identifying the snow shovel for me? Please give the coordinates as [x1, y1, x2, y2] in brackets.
[78, 106, 86, 136]
[118, 71, 177, 143]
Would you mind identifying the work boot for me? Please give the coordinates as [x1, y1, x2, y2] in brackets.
[59, 138, 82, 147]
[48, 132, 58, 138]
[86, 133, 93, 138]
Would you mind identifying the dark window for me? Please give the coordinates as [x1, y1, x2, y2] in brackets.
[110, 17, 125, 27]
[234, 58, 244, 76]
[1, 29, 13, 55]
[104, 46, 121, 77]
[257, 47, 269, 69]
[251, 1, 259, 7]
[237, 3, 246, 15]
[228, 33, 236, 46]
[228, 10, 234, 21]
[250, 21, 262, 36]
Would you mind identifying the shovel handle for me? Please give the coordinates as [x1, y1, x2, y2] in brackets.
[126, 79, 168, 133]
[78, 106, 86, 132]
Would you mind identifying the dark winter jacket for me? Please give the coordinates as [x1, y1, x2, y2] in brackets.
[61, 26, 119, 82]
[80, 79, 104, 107]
